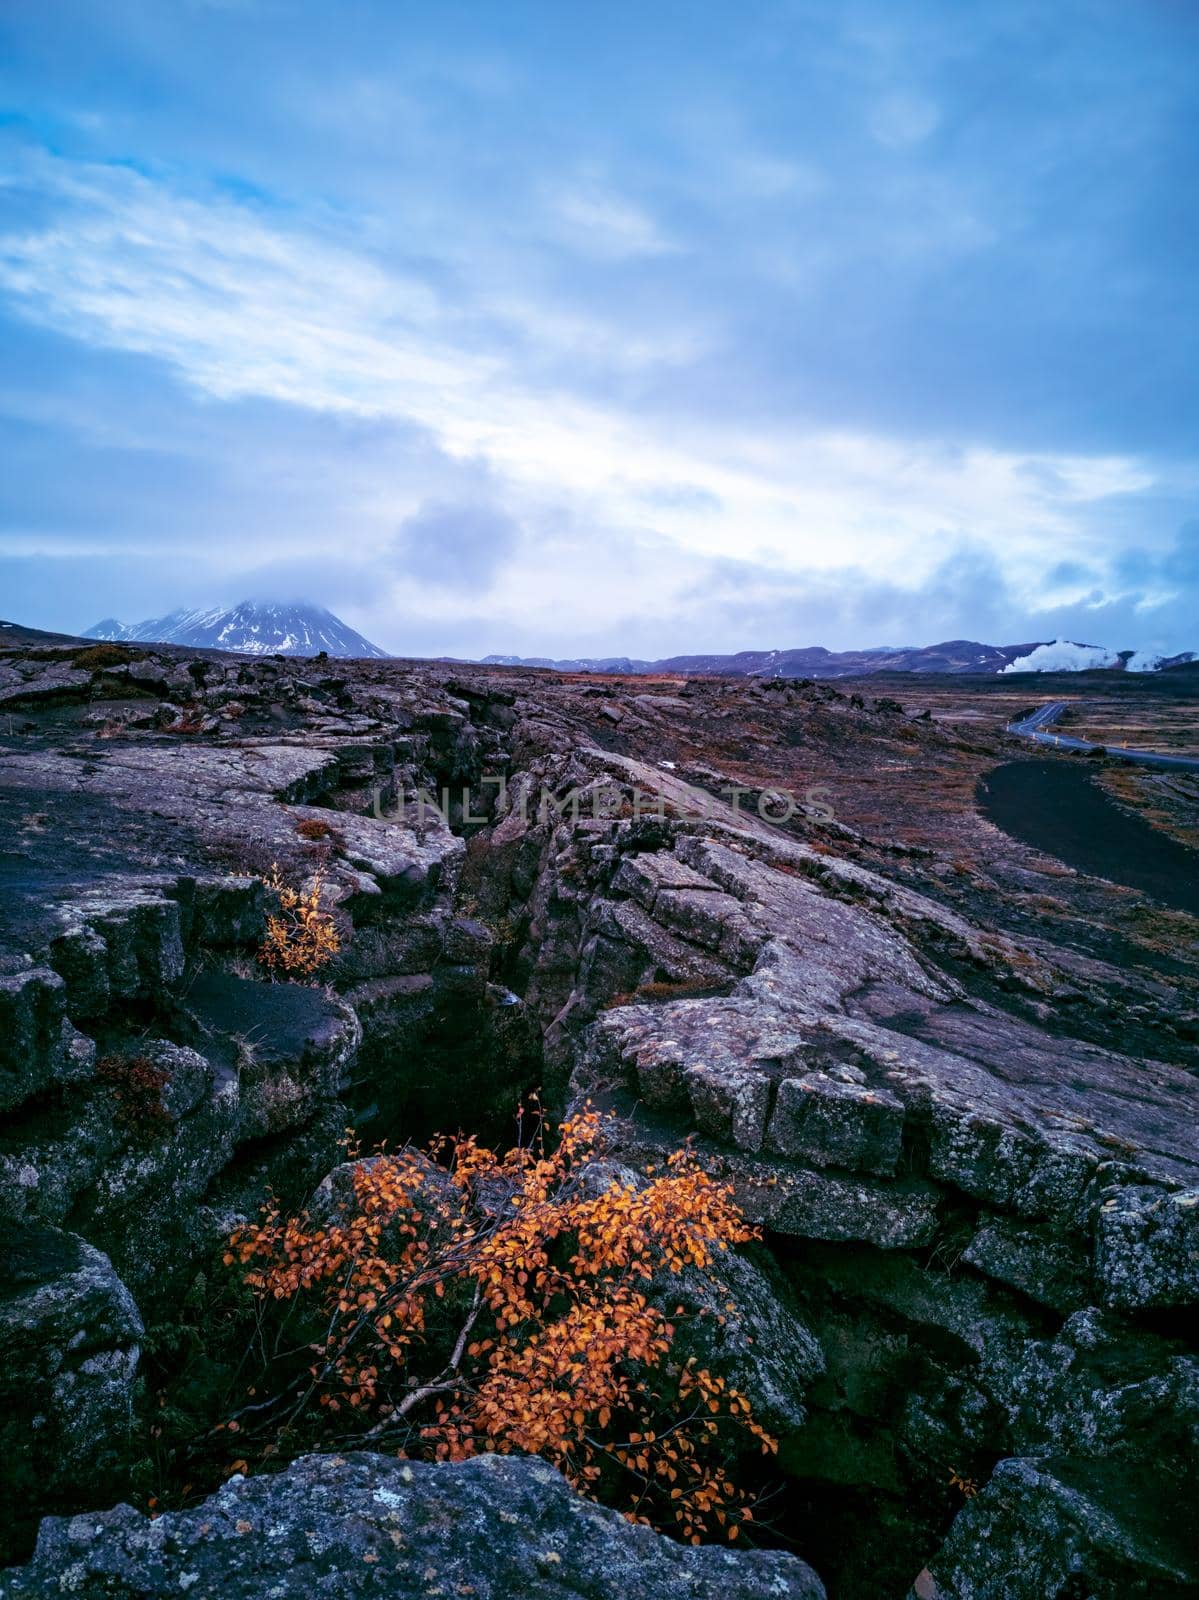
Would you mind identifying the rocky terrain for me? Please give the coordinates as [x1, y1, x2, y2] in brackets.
[1, 628, 1197, 1597]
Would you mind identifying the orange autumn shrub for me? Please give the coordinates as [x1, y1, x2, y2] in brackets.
[225, 1108, 776, 1542]
[257, 864, 340, 976]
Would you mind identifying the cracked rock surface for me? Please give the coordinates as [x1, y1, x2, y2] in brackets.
[2, 630, 1197, 1595]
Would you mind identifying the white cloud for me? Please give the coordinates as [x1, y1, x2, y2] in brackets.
[552, 182, 679, 259]
[869, 92, 941, 148]
[0, 148, 1175, 631]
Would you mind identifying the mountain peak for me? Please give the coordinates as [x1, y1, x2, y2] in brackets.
[84, 600, 388, 659]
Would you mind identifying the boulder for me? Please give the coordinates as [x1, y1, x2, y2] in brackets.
[914, 1456, 1198, 1599]
[578, 1160, 824, 1438]
[0, 967, 92, 1111]
[0, 1452, 827, 1599]
[0, 1226, 142, 1564]
[1094, 1184, 1199, 1310]
[662, 1244, 825, 1438]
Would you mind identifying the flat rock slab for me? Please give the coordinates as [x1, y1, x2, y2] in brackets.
[573, 809, 1199, 1304]
[185, 971, 360, 1139]
[850, 988, 1199, 1197]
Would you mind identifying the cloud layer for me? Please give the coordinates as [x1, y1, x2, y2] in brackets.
[1, 0, 1197, 655]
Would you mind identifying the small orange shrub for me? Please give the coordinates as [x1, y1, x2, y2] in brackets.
[225, 1109, 776, 1542]
[257, 864, 340, 976]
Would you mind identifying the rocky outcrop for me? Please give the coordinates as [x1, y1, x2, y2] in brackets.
[0, 658, 92, 706]
[3, 634, 1198, 1596]
[0, 646, 522, 1553]
[0, 965, 93, 1111]
[0, 1225, 143, 1559]
[487, 752, 1199, 1285]
[0, 1453, 826, 1598]
[474, 746, 1199, 1594]
[914, 1457, 1199, 1599]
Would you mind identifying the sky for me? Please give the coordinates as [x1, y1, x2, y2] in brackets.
[1, 0, 1197, 658]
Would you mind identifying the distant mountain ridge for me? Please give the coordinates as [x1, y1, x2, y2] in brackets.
[85, 601, 388, 659]
[482, 639, 1197, 677]
[480, 641, 1026, 675]
[80, 605, 1194, 675]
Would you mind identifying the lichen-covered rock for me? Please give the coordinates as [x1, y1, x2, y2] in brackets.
[567, 803, 1199, 1294]
[1094, 1184, 1199, 1310]
[0, 1226, 142, 1564]
[0, 966, 92, 1111]
[183, 971, 360, 1141]
[914, 1456, 1199, 1599]
[961, 1216, 1093, 1314]
[577, 1159, 824, 1437]
[49, 886, 186, 1020]
[0, 663, 90, 706]
[662, 1244, 825, 1438]
[0, 1452, 827, 1599]
[0, 1041, 225, 1224]
[766, 1072, 905, 1175]
[1000, 1308, 1199, 1466]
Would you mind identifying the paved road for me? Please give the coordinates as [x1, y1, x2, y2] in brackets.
[1007, 701, 1199, 772]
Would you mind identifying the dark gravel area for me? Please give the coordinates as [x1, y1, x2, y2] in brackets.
[978, 759, 1199, 917]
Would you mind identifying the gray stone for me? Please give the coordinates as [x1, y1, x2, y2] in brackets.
[0, 1452, 827, 1599]
[767, 1073, 905, 1175]
[963, 1215, 1093, 1313]
[1000, 1308, 1199, 1465]
[0, 665, 90, 706]
[685, 1060, 773, 1150]
[916, 1456, 1199, 1599]
[662, 1245, 825, 1437]
[0, 1226, 142, 1564]
[0, 967, 80, 1112]
[1094, 1184, 1199, 1309]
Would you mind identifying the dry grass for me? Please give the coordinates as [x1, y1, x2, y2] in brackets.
[295, 816, 344, 844]
[73, 643, 133, 671]
[602, 977, 723, 1009]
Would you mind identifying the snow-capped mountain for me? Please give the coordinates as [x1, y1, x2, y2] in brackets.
[85, 601, 388, 659]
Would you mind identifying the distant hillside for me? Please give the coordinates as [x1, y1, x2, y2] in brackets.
[85, 601, 388, 659]
[482, 638, 1196, 678]
[482, 639, 1045, 677]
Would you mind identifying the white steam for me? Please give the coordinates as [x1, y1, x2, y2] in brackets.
[1001, 639, 1120, 674]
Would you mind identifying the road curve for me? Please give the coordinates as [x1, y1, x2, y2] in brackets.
[1007, 701, 1199, 772]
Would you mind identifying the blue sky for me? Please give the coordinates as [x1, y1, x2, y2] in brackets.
[1, 0, 1197, 656]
